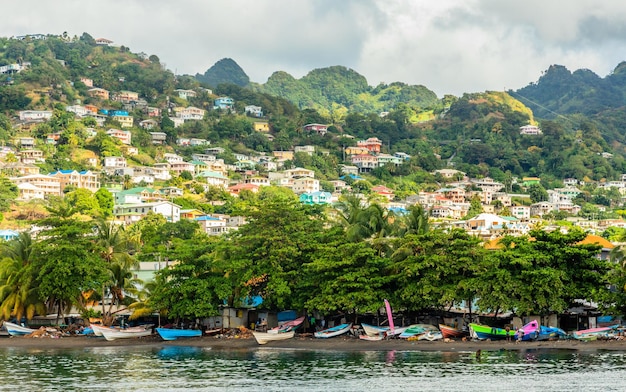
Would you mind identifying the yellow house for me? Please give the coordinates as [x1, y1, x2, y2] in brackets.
[253, 120, 270, 133]
[272, 150, 294, 160]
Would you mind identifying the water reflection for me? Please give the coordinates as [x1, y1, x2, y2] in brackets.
[0, 347, 625, 391]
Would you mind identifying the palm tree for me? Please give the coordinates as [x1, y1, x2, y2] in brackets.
[0, 232, 46, 321]
[127, 280, 158, 322]
[396, 204, 430, 236]
[93, 219, 140, 325]
[335, 195, 395, 241]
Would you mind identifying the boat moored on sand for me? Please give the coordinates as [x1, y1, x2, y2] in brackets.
[252, 330, 295, 345]
[314, 323, 352, 339]
[156, 327, 202, 341]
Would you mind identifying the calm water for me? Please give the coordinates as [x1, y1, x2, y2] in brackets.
[0, 346, 625, 391]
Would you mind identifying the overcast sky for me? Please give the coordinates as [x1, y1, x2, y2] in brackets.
[4, 0, 626, 97]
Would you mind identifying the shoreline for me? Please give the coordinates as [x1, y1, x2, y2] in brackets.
[2, 334, 626, 352]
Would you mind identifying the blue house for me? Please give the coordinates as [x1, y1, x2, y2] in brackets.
[0, 229, 19, 241]
[299, 191, 332, 205]
[213, 97, 234, 110]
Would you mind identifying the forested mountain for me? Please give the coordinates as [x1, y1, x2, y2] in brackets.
[254, 65, 440, 115]
[195, 58, 249, 87]
[513, 63, 626, 118]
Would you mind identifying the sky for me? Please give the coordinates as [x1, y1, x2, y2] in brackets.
[4, 0, 626, 97]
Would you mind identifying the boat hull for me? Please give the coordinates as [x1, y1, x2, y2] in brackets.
[3, 321, 35, 336]
[314, 323, 352, 338]
[438, 324, 468, 339]
[100, 328, 152, 341]
[359, 334, 384, 341]
[156, 328, 202, 341]
[361, 323, 389, 337]
[469, 321, 539, 341]
[253, 330, 295, 345]
[399, 324, 438, 339]
[269, 316, 305, 333]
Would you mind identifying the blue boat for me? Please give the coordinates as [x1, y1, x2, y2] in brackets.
[314, 323, 352, 338]
[3, 321, 35, 336]
[536, 326, 568, 341]
[156, 327, 202, 341]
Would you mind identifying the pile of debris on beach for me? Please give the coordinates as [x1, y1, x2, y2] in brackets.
[23, 326, 70, 339]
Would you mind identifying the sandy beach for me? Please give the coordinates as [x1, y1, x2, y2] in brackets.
[2, 333, 626, 352]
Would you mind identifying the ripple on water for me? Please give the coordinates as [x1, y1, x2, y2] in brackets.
[0, 347, 625, 391]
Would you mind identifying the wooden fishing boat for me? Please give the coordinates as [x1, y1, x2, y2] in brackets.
[469, 321, 539, 341]
[571, 325, 618, 340]
[3, 321, 36, 336]
[100, 327, 153, 341]
[91, 324, 152, 337]
[314, 323, 352, 338]
[418, 331, 443, 341]
[536, 326, 568, 341]
[252, 330, 295, 345]
[156, 327, 202, 341]
[361, 323, 389, 337]
[269, 316, 305, 333]
[399, 324, 439, 339]
[359, 333, 384, 341]
[438, 324, 468, 339]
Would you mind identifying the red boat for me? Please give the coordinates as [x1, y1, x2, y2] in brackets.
[438, 324, 468, 339]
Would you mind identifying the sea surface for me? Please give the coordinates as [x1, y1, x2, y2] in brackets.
[0, 345, 625, 391]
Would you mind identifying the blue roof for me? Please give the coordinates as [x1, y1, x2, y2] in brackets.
[195, 216, 220, 221]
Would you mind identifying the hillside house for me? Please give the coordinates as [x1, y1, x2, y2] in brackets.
[357, 137, 383, 153]
[149, 132, 167, 145]
[351, 154, 378, 172]
[19, 149, 44, 164]
[103, 156, 127, 168]
[49, 169, 100, 193]
[88, 88, 110, 100]
[19, 110, 52, 122]
[113, 201, 181, 224]
[272, 150, 294, 161]
[245, 105, 263, 117]
[253, 120, 270, 133]
[520, 124, 542, 135]
[174, 106, 205, 121]
[174, 89, 197, 99]
[140, 119, 158, 130]
[112, 113, 133, 128]
[299, 191, 332, 205]
[107, 129, 131, 145]
[214, 97, 234, 110]
[11, 174, 62, 197]
[114, 90, 139, 103]
[303, 123, 328, 136]
[197, 171, 229, 188]
[228, 183, 260, 196]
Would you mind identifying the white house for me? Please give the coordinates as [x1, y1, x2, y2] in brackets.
[113, 201, 181, 224]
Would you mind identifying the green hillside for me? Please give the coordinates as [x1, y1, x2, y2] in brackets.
[1, 33, 626, 186]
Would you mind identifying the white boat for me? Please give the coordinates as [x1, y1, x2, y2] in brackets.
[314, 323, 352, 339]
[3, 321, 36, 336]
[361, 323, 388, 337]
[252, 330, 295, 345]
[99, 327, 153, 341]
[359, 333, 384, 341]
[91, 324, 152, 338]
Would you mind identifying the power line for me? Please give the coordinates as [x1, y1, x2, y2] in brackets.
[507, 89, 578, 126]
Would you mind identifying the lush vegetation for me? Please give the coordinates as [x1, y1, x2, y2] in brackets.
[4, 33, 626, 324]
[2, 190, 625, 324]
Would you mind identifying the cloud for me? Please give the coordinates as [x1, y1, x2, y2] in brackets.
[2, 0, 626, 97]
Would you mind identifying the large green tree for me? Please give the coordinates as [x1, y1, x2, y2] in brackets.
[214, 189, 325, 310]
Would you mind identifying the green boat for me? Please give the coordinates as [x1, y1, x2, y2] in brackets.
[469, 321, 539, 341]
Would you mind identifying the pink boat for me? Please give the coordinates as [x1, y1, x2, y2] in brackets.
[269, 316, 306, 333]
